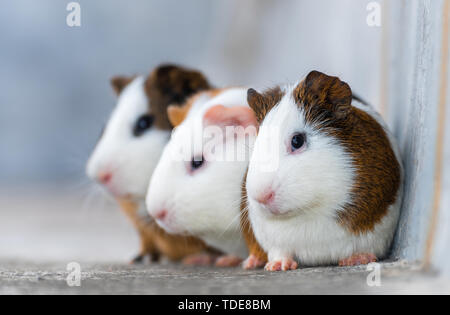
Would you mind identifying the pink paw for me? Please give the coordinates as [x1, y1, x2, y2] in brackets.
[265, 258, 298, 272]
[339, 253, 377, 267]
[215, 255, 243, 268]
[243, 255, 267, 270]
[182, 254, 216, 266]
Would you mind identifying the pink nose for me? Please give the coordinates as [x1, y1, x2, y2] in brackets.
[155, 209, 168, 221]
[98, 172, 113, 184]
[256, 189, 275, 205]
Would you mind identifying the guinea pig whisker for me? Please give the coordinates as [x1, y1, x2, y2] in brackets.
[218, 210, 243, 238]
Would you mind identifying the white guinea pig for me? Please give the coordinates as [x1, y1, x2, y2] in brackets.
[86, 64, 211, 262]
[246, 71, 403, 271]
[146, 88, 258, 266]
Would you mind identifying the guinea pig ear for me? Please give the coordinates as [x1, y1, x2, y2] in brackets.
[247, 87, 284, 123]
[247, 89, 265, 121]
[110, 76, 134, 95]
[298, 70, 352, 120]
[204, 105, 257, 129]
[167, 103, 191, 127]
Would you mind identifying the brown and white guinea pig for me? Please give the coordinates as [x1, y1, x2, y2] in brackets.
[245, 71, 403, 271]
[86, 64, 213, 263]
[146, 87, 264, 267]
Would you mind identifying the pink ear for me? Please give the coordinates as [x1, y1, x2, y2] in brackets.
[203, 105, 257, 128]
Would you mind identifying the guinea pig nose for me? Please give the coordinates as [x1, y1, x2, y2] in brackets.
[155, 209, 168, 221]
[256, 189, 275, 205]
[98, 172, 113, 184]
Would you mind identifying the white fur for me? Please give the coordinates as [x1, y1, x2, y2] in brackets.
[87, 77, 170, 199]
[146, 88, 252, 258]
[246, 87, 404, 266]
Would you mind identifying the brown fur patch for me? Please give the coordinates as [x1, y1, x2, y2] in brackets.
[150, 220, 220, 261]
[168, 103, 192, 127]
[240, 171, 268, 262]
[294, 71, 352, 123]
[111, 76, 135, 95]
[145, 64, 211, 130]
[247, 87, 285, 123]
[293, 71, 401, 234]
[167, 88, 228, 127]
[117, 198, 216, 261]
[110, 65, 210, 130]
[166, 91, 204, 127]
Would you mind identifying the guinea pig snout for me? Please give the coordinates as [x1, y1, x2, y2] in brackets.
[149, 205, 180, 234]
[251, 185, 288, 216]
[255, 188, 276, 206]
[154, 209, 168, 221]
[98, 172, 113, 185]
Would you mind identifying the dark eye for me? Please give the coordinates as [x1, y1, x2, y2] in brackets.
[191, 156, 204, 171]
[291, 133, 306, 151]
[133, 115, 154, 137]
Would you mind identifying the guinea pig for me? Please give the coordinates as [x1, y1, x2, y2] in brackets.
[245, 70, 403, 271]
[87, 64, 213, 263]
[146, 87, 262, 267]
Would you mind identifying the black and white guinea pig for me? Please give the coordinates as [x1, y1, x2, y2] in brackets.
[245, 71, 403, 271]
[87, 65, 210, 200]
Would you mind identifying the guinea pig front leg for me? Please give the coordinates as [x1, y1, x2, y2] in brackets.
[240, 209, 267, 269]
[265, 250, 298, 272]
[117, 198, 160, 264]
[240, 178, 268, 270]
[130, 224, 161, 264]
[135, 220, 161, 263]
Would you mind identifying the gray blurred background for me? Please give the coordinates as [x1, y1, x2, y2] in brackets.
[1, 0, 449, 278]
[0, 0, 382, 186]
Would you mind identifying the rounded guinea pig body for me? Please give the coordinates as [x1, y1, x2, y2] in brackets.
[146, 88, 258, 260]
[246, 71, 403, 271]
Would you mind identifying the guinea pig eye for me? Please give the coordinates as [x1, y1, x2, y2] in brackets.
[190, 156, 204, 172]
[133, 114, 154, 137]
[291, 133, 306, 152]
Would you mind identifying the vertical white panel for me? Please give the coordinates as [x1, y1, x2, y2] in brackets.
[431, 1, 450, 275]
[389, 0, 446, 262]
[432, 70, 450, 275]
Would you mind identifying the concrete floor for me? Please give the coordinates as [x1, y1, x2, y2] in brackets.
[0, 188, 449, 295]
[1, 260, 448, 295]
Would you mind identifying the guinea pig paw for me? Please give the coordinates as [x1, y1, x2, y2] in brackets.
[243, 255, 266, 270]
[339, 253, 377, 267]
[129, 254, 145, 265]
[182, 254, 216, 266]
[265, 258, 298, 272]
[215, 255, 243, 268]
